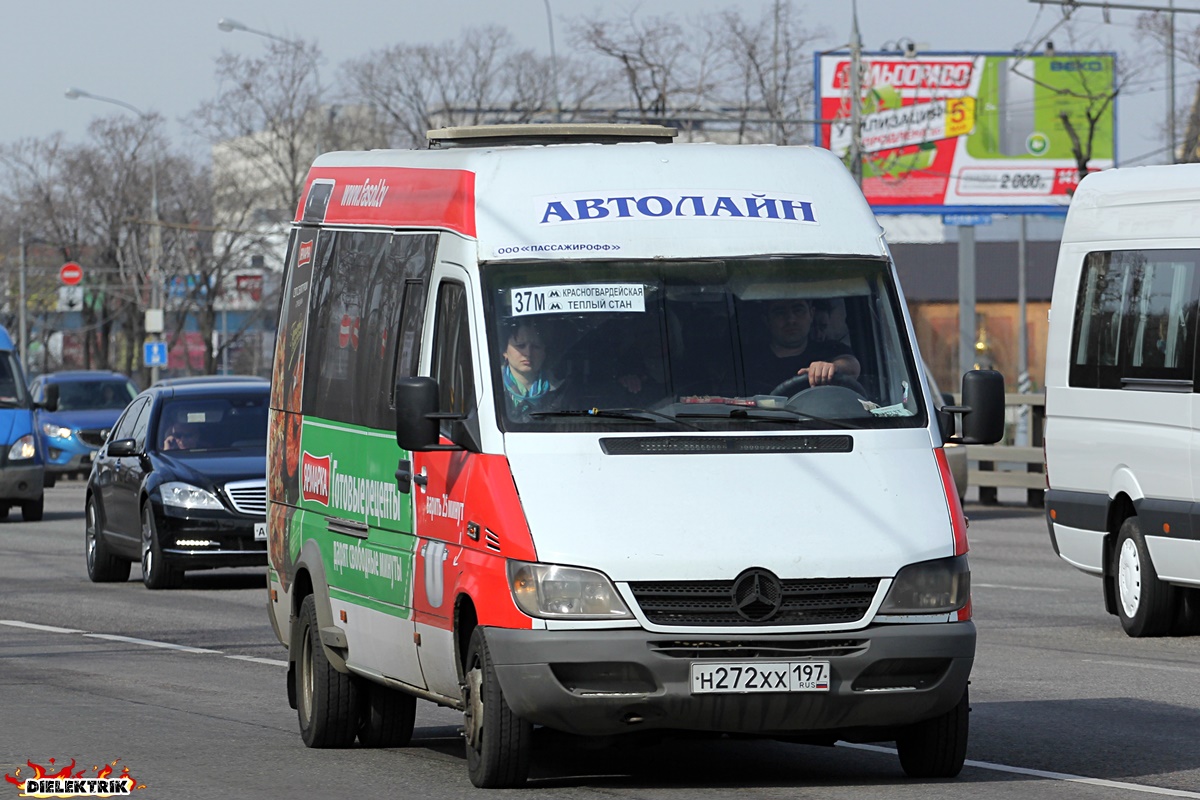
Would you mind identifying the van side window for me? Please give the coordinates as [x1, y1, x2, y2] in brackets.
[431, 281, 476, 435]
[271, 228, 320, 414]
[1070, 249, 1199, 389]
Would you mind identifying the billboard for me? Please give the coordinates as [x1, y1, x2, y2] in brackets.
[815, 52, 1116, 214]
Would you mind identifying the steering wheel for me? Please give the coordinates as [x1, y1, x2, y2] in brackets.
[769, 372, 867, 398]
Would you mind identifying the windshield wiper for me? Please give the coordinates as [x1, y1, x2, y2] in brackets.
[529, 407, 702, 430]
[0, 396, 22, 408]
[675, 406, 866, 430]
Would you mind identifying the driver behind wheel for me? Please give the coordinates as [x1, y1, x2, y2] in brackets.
[744, 298, 860, 395]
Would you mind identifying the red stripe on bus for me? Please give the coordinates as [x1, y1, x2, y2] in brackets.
[295, 167, 476, 236]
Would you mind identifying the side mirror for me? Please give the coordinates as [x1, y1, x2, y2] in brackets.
[107, 438, 139, 457]
[395, 377, 441, 452]
[959, 369, 1006, 444]
[41, 384, 59, 412]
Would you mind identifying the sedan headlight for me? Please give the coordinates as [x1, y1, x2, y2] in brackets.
[160, 481, 225, 511]
[42, 422, 73, 440]
[878, 555, 970, 614]
[7, 434, 36, 461]
[507, 561, 632, 619]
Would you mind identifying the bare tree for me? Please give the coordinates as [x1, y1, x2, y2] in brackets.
[192, 39, 328, 218]
[342, 26, 597, 148]
[714, 2, 826, 144]
[1138, 11, 1200, 161]
[160, 156, 277, 375]
[1, 115, 171, 380]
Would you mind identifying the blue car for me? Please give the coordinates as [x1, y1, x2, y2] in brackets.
[29, 371, 138, 485]
[0, 326, 44, 520]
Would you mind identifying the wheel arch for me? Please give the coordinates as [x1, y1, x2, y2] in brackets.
[288, 537, 347, 672]
[1102, 492, 1137, 616]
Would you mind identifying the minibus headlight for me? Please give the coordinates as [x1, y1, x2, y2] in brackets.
[7, 434, 36, 461]
[160, 482, 225, 511]
[42, 422, 73, 440]
[507, 561, 633, 619]
[879, 555, 970, 614]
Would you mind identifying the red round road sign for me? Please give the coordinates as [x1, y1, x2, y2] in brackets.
[60, 262, 83, 286]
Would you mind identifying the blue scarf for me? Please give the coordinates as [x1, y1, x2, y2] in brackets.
[502, 364, 552, 407]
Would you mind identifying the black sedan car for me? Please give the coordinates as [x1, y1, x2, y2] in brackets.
[85, 381, 269, 589]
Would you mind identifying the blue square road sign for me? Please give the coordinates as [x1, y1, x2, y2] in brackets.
[144, 340, 168, 368]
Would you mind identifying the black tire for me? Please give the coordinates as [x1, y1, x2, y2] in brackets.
[20, 496, 44, 522]
[141, 504, 182, 590]
[1115, 516, 1175, 637]
[85, 496, 130, 583]
[896, 687, 969, 779]
[0, 505, 8, 521]
[357, 682, 417, 748]
[43, 473, 57, 488]
[463, 627, 532, 788]
[296, 594, 360, 747]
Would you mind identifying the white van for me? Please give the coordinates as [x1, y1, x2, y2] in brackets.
[265, 124, 1004, 787]
[1045, 163, 1200, 638]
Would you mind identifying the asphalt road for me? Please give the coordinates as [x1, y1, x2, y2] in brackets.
[2, 482, 1198, 799]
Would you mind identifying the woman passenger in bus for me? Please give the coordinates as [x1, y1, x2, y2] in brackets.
[500, 320, 559, 418]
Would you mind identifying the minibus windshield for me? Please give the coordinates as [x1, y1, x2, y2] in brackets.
[483, 257, 925, 433]
[0, 351, 29, 408]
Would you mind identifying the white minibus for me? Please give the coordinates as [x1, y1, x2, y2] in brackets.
[1045, 163, 1200, 637]
[265, 124, 1004, 787]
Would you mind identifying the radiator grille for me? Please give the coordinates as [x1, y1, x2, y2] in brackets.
[224, 478, 266, 516]
[628, 578, 879, 626]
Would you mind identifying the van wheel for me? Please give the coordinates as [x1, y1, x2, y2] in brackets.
[357, 683, 416, 747]
[896, 687, 969, 778]
[141, 504, 182, 590]
[0, 505, 8, 521]
[86, 497, 130, 583]
[296, 594, 359, 747]
[20, 496, 44, 522]
[43, 473, 57, 488]
[1115, 517, 1175, 637]
[463, 627, 532, 788]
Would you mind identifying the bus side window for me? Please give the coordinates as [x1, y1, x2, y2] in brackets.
[430, 281, 476, 439]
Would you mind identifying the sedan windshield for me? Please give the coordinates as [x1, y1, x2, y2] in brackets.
[158, 394, 268, 453]
[482, 257, 924, 432]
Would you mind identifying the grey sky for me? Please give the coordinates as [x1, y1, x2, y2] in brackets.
[1, 1, 1188, 165]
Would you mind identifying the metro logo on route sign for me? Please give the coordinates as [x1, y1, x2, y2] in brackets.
[60, 262, 83, 286]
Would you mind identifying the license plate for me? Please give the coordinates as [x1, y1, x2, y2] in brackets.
[690, 661, 830, 694]
[254, 523, 267, 541]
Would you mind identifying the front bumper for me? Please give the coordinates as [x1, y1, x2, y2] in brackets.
[0, 463, 44, 502]
[44, 443, 96, 473]
[156, 508, 267, 569]
[485, 622, 974, 738]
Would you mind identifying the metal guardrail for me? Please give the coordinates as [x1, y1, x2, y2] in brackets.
[958, 392, 1045, 508]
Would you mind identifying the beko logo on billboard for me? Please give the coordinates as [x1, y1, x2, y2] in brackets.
[1050, 60, 1105, 72]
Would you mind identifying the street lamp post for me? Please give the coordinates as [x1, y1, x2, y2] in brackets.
[218, 17, 323, 155]
[17, 230, 28, 370]
[64, 87, 164, 383]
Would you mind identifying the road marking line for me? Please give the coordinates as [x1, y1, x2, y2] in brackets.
[15, 617, 1195, 797]
[843, 743, 1200, 798]
[83, 633, 222, 654]
[973, 584, 1069, 592]
[225, 654, 288, 667]
[1084, 659, 1200, 675]
[0, 620, 86, 634]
